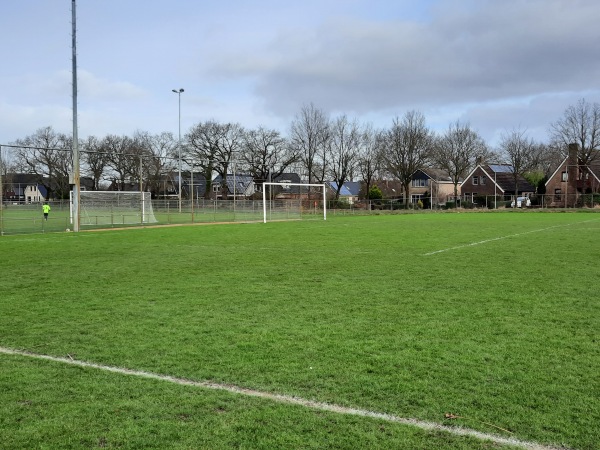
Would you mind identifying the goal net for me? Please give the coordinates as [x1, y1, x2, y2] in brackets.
[262, 182, 327, 223]
[70, 191, 158, 226]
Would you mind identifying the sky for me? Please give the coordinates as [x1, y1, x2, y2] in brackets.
[1, 0, 599, 148]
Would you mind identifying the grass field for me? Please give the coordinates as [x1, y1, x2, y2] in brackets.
[1, 212, 598, 449]
[0, 201, 308, 234]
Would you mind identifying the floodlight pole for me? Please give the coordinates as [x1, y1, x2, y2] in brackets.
[71, 0, 81, 232]
[172, 88, 184, 213]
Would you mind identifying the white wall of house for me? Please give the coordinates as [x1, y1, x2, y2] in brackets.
[24, 185, 45, 203]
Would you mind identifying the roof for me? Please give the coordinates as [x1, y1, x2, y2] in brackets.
[488, 164, 514, 173]
[213, 174, 254, 195]
[344, 181, 361, 196]
[482, 165, 535, 193]
[461, 164, 535, 194]
[414, 168, 458, 183]
[273, 173, 303, 184]
[327, 181, 361, 196]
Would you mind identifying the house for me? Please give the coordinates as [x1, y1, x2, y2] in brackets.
[181, 172, 207, 199]
[23, 184, 48, 203]
[327, 181, 361, 204]
[266, 173, 306, 199]
[2, 173, 43, 201]
[410, 168, 460, 206]
[2, 173, 93, 202]
[212, 174, 255, 199]
[461, 164, 535, 206]
[545, 143, 600, 207]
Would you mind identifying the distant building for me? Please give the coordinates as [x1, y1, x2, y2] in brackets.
[410, 168, 460, 206]
[461, 164, 535, 204]
[545, 143, 600, 207]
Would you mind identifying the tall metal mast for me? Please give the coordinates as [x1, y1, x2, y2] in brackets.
[72, 0, 80, 231]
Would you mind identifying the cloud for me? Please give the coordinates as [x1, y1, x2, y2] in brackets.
[208, 0, 600, 121]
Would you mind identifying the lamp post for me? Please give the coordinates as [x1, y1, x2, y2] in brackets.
[172, 88, 184, 212]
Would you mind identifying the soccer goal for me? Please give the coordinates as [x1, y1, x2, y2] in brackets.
[70, 191, 158, 226]
[262, 182, 327, 223]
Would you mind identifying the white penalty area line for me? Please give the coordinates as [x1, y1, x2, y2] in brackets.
[0, 347, 563, 450]
[424, 218, 600, 256]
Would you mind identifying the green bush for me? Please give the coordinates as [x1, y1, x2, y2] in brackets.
[576, 193, 600, 207]
[330, 198, 351, 209]
[444, 201, 457, 209]
[368, 185, 383, 200]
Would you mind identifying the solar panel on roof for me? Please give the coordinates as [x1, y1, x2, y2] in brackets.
[489, 164, 514, 173]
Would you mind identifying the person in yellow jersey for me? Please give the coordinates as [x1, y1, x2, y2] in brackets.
[42, 202, 51, 221]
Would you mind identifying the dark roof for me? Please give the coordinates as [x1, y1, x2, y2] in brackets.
[488, 164, 514, 173]
[4, 173, 43, 185]
[213, 174, 254, 195]
[415, 168, 457, 183]
[182, 172, 207, 197]
[270, 173, 305, 195]
[273, 173, 303, 184]
[483, 165, 535, 193]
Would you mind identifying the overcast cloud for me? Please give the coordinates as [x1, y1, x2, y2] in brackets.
[1, 0, 599, 147]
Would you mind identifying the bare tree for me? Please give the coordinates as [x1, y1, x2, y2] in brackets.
[81, 136, 109, 190]
[135, 131, 177, 197]
[13, 126, 72, 199]
[241, 126, 298, 183]
[381, 111, 433, 205]
[356, 124, 382, 199]
[498, 128, 541, 202]
[289, 103, 330, 184]
[550, 98, 600, 164]
[184, 120, 244, 199]
[433, 120, 487, 201]
[214, 123, 245, 198]
[102, 135, 142, 190]
[329, 114, 361, 199]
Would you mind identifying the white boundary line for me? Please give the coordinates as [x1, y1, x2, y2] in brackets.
[423, 218, 600, 256]
[0, 346, 565, 450]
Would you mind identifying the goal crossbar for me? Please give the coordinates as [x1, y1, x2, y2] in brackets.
[262, 182, 327, 223]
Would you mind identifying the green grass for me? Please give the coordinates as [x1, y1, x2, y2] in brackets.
[0, 203, 306, 234]
[1, 212, 599, 449]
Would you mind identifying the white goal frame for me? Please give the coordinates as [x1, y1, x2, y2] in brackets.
[262, 182, 327, 223]
[70, 190, 157, 226]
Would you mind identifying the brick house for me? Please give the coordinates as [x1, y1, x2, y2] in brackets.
[545, 143, 600, 207]
[461, 164, 535, 205]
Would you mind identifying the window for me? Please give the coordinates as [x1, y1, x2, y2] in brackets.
[212, 184, 220, 193]
[554, 188, 561, 200]
[480, 176, 486, 185]
[561, 171, 568, 182]
[411, 194, 424, 203]
[411, 178, 427, 187]
[472, 176, 479, 185]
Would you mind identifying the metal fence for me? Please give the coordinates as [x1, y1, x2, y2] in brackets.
[0, 198, 324, 236]
[2, 194, 599, 235]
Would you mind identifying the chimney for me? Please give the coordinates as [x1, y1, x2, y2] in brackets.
[568, 143, 579, 165]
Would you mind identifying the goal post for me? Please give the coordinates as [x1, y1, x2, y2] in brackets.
[70, 191, 158, 226]
[262, 182, 327, 223]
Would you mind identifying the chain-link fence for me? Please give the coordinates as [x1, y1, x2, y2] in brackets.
[2, 194, 600, 235]
[0, 198, 328, 235]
